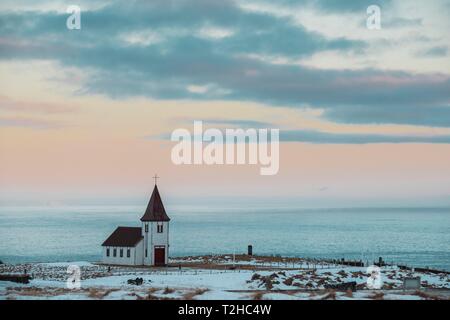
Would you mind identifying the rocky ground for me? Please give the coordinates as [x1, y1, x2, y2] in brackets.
[0, 255, 448, 300]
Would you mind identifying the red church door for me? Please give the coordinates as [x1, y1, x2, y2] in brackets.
[154, 247, 165, 266]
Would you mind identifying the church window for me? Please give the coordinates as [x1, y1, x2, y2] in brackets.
[127, 249, 130, 258]
[145, 224, 148, 232]
[145, 249, 148, 257]
[106, 248, 110, 257]
[120, 249, 123, 257]
[113, 248, 117, 257]
[157, 224, 163, 233]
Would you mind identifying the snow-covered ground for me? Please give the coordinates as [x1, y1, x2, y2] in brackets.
[0, 256, 448, 300]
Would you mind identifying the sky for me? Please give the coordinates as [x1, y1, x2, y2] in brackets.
[0, 0, 450, 207]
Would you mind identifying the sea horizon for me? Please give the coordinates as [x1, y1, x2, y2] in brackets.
[1, 205, 448, 271]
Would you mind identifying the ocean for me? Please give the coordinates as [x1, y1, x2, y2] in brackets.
[0, 205, 449, 270]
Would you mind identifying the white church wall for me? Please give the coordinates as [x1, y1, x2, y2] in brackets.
[135, 239, 144, 265]
[142, 222, 151, 265]
[151, 221, 169, 245]
[102, 243, 142, 265]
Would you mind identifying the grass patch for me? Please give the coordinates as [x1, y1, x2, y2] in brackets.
[321, 290, 336, 300]
[252, 292, 265, 300]
[344, 289, 353, 298]
[163, 287, 175, 294]
[368, 292, 384, 300]
[182, 288, 209, 300]
[414, 290, 443, 300]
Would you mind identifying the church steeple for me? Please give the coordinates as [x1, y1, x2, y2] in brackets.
[140, 183, 170, 222]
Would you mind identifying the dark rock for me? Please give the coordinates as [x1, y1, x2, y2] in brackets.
[251, 273, 261, 281]
[324, 281, 357, 291]
[127, 277, 144, 285]
[0, 274, 31, 284]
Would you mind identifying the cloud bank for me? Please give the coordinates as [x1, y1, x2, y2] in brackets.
[1, 0, 449, 142]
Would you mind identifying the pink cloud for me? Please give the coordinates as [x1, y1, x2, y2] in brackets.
[0, 95, 77, 114]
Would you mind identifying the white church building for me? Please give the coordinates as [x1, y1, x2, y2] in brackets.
[101, 183, 170, 266]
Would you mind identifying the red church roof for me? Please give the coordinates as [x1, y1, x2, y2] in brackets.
[101, 227, 143, 247]
[140, 185, 171, 222]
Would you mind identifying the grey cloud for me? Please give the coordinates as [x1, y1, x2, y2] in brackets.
[323, 105, 450, 127]
[280, 130, 450, 144]
[313, 0, 393, 12]
[0, 0, 449, 130]
[418, 46, 448, 57]
[271, 0, 393, 12]
[153, 127, 450, 144]
[384, 17, 422, 28]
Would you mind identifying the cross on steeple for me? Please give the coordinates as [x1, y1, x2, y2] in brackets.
[153, 174, 160, 185]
